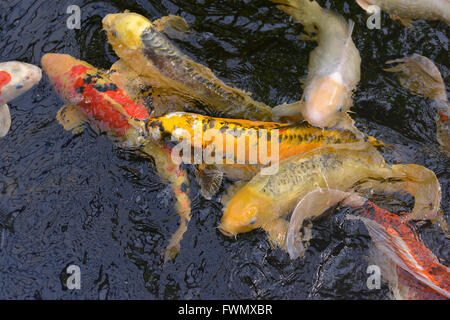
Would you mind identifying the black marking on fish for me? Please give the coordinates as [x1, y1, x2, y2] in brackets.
[92, 83, 118, 93]
[76, 86, 85, 94]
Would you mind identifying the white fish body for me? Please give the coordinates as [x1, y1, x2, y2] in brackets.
[0, 61, 42, 136]
[356, 0, 450, 26]
[271, 0, 361, 128]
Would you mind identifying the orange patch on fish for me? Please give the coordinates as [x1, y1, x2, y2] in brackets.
[0, 71, 12, 96]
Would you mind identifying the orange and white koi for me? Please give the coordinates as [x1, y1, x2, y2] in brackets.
[287, 188, 449, 299]
[41, 53, 191, 262]
[270, 0, 361, 130]
[0, 61, 42, 137]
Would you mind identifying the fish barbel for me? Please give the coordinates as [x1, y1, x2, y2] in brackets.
[0, 61, 42, 137]
[286, 188, 449, 299]
[41, 53, 191, 262]
[270, 0, 361, 130]
[220, 143, 441, 248]
[356, 0, 450, 27]
[102, 12, 274, 121]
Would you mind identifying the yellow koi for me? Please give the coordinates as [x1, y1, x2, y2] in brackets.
[219, 143, 441, 249]
[102, 12, 273, 121]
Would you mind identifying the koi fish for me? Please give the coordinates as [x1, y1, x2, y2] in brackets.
[41, 53, 191, 262]
[102, 12, 274, 121]
[0, 61, 42, 137]
[270, 0, 361, 130]
[140, 111, 375, 198]
[384, 54, 449, 155]
[356, 0, 450, 27]
[286, 188, 449, 299]
[219, 143, 441, 249]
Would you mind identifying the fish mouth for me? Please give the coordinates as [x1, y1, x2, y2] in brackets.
[219, 227, 234, 237]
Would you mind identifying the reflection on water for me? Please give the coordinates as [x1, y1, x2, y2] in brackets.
[0, 0, 448, 299]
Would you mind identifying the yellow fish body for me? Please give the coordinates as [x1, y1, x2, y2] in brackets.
[220, 143, 441, 249]
[102, 12, 273, 121]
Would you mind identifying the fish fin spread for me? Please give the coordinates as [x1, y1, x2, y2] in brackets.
[390, 164, 441, 221]
[56, 104, 87, 134]
[271, 0, 323, 35]
[153, 15, 190, 40]
[287, 189, 358, 259]
[0, 103, 11, 137]
[384, 54, 447, 102]
[354, 216, 450, 299]
[265, 218, 289, 251]
[355, 0, 370, 11]
[272, 101, 304, 123]
[335, 113, 364, 138]
[389, 13, 413, 28]
[194, 165, 223, 200]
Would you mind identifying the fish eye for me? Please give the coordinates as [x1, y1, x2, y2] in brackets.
[337, 105, 342, 112]
[249, 217, 257, 225]
[16, 84, 24, 89]
[112, 31, 117, 38]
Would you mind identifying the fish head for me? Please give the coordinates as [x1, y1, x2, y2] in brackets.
[102, 12, 152, 51]
[303, 73, 348, 127]
[0, 61, 42, 104]
[41, 53, 94, 101]
[219, 185, 274, 237]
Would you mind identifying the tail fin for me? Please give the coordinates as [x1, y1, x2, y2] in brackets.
[391, 164, 441, 221]
[354, 215, 450, 299]
[270, 0, 324, 33]
[384, 54, 447, 102]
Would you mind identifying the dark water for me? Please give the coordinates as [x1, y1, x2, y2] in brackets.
[0, 0, 448, 299]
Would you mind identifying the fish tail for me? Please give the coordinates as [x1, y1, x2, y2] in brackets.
[390, 164, 441, 221]
[354, 213, 450, 299]
[270, 0, 324, 31]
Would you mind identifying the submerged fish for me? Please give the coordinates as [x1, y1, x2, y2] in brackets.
[384, 54, 449, 155]
[270, 0, 361, 130]
[102, 12, 274, 121]
[219, 143, 441, 248]
[286, 188, 449, 300]
[0, 61, 42, 137]
[356, 0, 450, 27]
[41, 53, 191, 262]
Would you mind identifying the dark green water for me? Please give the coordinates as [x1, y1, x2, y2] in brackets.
[0, 0, 448, 299]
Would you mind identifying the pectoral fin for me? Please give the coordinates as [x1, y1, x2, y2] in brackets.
[264, 218, 289, 251]
[194, 165, 223, 200]
[153, 15, 190, 40]
[56, 104, 87, 134]
[272, 101, 304, 123]
[335, 113, 364, 138]
[0, 103, 11, 137]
